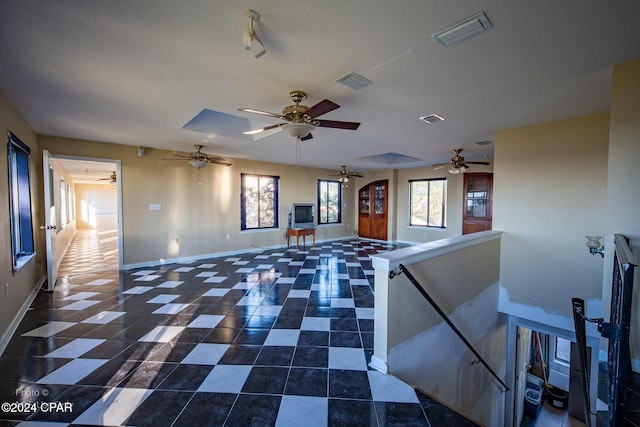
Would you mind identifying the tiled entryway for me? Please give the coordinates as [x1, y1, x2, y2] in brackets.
[0, 239, 478, 426]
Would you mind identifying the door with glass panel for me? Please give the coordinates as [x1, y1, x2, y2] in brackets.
[358, 180, 388, 240]
[462, 173, 492, 235]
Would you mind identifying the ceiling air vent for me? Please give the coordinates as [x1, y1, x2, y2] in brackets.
[336, 72, 372, 90]
[419, 114, 444, 124]
[432, 12, 492, 48]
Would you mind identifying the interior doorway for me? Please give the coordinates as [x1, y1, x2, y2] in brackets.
[42, 153, 122, 288]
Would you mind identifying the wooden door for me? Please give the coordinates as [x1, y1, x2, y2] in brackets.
[358, 180, 388, 240]
[462, 173, 493, 235]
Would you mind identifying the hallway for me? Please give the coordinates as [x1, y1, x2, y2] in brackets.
[57, 228, 119, 277]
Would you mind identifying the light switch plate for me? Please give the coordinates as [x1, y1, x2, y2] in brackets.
[149, 203, 162, 211]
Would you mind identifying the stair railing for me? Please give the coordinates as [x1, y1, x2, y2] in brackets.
[396, 263, 509, 392]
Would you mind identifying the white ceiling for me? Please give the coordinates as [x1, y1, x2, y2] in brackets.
[1, 1, 639, 175]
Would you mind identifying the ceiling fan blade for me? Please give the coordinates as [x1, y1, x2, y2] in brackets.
[238, 108, 285, 120]
[466, 161, 491, 165]
[300, 133, 313, 141]
[316, 119, 360, 130]
[351, 173, 364, 177]
[304, 99, 340, 118]
[243, 123, 286, 135]
[209, 159, 232, 167]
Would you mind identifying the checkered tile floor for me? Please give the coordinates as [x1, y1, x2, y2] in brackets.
[0, 239, 478, 426]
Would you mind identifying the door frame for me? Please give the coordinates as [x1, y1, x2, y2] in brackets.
[503, 315, 599, 426]
[42, 152, 123, 290]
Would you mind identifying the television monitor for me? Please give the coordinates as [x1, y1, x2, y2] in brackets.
[290, 203, 315, 229]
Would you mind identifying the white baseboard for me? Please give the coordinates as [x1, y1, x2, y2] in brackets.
[369, 355, 388, 374]
[0, 275, 46, 356]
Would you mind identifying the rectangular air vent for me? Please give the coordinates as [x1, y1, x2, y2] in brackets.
[419, 114, 445, 124]
[432, 12, 492, 48]
[336, 72, 372, 90]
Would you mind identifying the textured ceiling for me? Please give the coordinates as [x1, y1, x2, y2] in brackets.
[1, 1, 639, 174]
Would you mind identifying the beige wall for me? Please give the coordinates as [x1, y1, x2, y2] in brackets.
[605, 58, 640, 367]
[39, 136, 355, 266]
[0, 91, 45, 346]
[494, 113, 609, 331]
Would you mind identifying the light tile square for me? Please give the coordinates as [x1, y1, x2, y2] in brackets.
[330, 298, 355, 308]
[276, 395, 328, 427]
[197, 365, 252, 393]
[235, 268, 254, 273]
[301, 317, 330, 331]
[355, 308, 375, 319]
[276, 277, 296, 284]
[60, 300, 101, 310]
[202, 288, 230, 297]
[197, 263, 216, 268]
[156, 280, 184, 288]
[37, 358, 108, 385]
[146, 294, 179, 304]
[368, 370, 419, 403]
[186, 314, 224, 328]
[173, 267, 194, 272]
[256, 264, 274, 269]
[134, 275, 161, 282]
[232, 260, 250, 265]
[72, 386, 153, 426]
[203, 276, 227, 283]
[277, 258, 293, 263]
[181, 343, 230, 365]
[264, 329, 300, 346]
[328, 347, 367, 371]
[63, 291, 100, 301]
[288, 290, 311, 299]
[139, 325, 185, 342]
[152, 303, 190, 315]
[84, 279, 113, 286]
[350, 279, 370, 286]
[22, 321, 77, 337]
[123, 286, 153, 295]
[299, 269, 316, 275]
[45, 338, 106, 358]
[81, 311, 126, 324]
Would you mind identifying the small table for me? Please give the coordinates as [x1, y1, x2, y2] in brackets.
[286, 228, 315, 249]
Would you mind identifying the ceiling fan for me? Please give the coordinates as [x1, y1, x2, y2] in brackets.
[97, 171, 117, 185]
[239, 90, 360, 141]
[433, 148, 490, 174]
[163, 145, 232, 169]
[330, 165, 363, 184]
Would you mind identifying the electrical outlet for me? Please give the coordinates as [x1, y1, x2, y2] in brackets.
[149, 203, 162, 211]
[226, 234, 230, 240]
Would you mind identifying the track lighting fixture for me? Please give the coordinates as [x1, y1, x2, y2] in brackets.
[244, 9, 266, 59]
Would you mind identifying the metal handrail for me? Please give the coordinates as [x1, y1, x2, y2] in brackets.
[398, 263, 509, 392]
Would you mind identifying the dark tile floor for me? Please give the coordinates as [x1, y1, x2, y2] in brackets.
[0, 234, 478, 426]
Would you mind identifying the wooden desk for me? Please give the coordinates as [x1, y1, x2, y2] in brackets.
[286, 228, 315, 249]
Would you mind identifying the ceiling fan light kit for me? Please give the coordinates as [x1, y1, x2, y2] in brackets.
[244, 9, 266, 59]
[433, 148, 490, 174]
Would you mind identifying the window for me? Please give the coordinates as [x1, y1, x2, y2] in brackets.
[317, 180, 341, 224]
[241, 173, 279, 230]
[7, 132, 35, 269]
[409, 178, 446, 228]
[554, 337, 571, 364]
